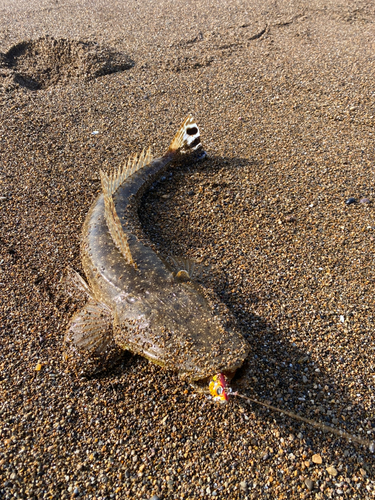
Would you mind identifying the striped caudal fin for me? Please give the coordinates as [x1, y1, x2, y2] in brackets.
[100, 147, 153, 266]
[168, 114, 203, 154]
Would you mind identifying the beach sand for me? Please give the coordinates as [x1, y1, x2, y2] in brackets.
[1, 0, 375, 498]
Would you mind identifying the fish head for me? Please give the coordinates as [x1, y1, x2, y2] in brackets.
[113, 281, 249, 383]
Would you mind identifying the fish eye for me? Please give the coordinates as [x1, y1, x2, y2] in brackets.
[216, 386, 223, 395]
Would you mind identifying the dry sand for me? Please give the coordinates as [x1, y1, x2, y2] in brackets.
[1, 0, 375, 498]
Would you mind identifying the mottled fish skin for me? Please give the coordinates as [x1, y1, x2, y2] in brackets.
[65, 115, 250, 381]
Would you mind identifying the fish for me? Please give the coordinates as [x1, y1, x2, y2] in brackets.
[64, 114, 250, 394]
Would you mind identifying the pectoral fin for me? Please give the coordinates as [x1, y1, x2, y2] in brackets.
[170, 256, 196, 282]
[64, 300, 123, 376]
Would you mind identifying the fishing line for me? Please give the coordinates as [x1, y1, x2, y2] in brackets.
[234, 392, 375, 452]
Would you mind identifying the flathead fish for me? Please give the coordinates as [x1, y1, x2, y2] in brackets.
[65, 115, 249, 395]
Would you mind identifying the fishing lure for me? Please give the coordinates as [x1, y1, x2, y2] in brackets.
[209, 373, 237, 403]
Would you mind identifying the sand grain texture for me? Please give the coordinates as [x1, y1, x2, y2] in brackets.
[1, 0, 375, 499]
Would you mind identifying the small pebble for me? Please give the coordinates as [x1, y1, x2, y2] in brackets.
[312, 454, 323, 464]
[240, 481, 248, 491]
[360, 198, 370, 204]
[285, 215, 296, 223]
[345, 197, 356, 205]
[304, 478, 314, 491]
[148, 496, 160, 500]
[326, 466, 338, 476]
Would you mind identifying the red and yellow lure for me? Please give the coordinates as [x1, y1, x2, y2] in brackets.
[209, 373, 235, 403]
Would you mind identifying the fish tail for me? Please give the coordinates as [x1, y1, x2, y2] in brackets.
[167, 114, 205, 156]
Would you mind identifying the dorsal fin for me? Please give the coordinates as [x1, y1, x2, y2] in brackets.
[105, 147, 152, 195]
[100, 147, 153, 266]
[168, 114, 203, 154]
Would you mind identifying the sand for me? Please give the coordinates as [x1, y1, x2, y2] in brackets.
[1, 0, 375, 498]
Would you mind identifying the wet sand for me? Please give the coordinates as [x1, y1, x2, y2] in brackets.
[1, 0, 375, 498]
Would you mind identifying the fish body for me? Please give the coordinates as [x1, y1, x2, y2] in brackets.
[65, 115, 249, 384]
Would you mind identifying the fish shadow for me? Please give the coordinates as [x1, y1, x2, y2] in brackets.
[140, 154, 374, 452]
